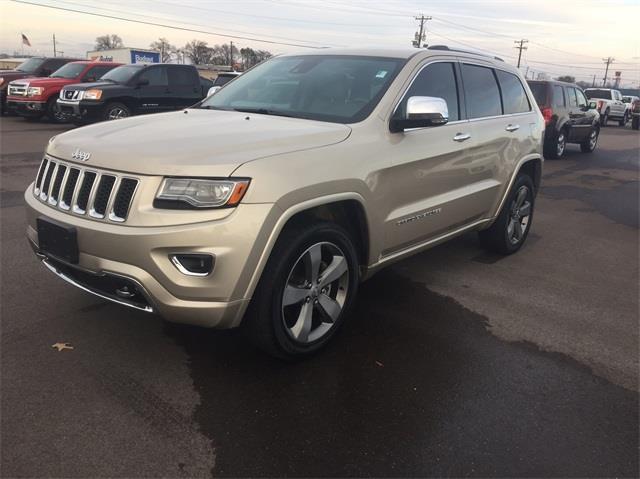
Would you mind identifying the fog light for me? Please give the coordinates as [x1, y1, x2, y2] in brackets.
[169, 254, 214, 276]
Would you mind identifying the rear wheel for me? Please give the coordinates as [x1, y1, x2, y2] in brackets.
[580, 126, 599, 153]
[546, 128, 567, 159]
[479, 173, 535, 255]
[244, 221, 359, 359]
[103, 102, 131, 121]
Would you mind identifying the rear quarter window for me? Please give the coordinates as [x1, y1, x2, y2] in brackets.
[496, 70, 530, 114]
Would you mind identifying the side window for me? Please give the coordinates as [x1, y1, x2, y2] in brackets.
[496, 70, 531, 114]
[84, 66, 112, 81]
[168, 67, 196, 86]
[138, 67, 168, 86]
[552, 85, 565, 107]
[565, 87, 578, 107]
[461, 64, 501, 118]
[575, 88, 587, 108]
[395, 62, 459, 121]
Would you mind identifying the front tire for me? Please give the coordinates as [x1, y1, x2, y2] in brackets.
[479, 173, 535, 255]
[103, 102, 131, 121]
[46, 97, 67, 124]
[619, 112, 628, 126]
[580, 126, 599, 153]
[244, 222, 360, 359]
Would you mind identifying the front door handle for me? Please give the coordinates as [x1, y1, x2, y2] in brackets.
[505, 124, 520, 132]
[453, 133, 471, 142]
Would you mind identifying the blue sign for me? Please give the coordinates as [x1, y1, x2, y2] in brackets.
[130, 50, 160, 64]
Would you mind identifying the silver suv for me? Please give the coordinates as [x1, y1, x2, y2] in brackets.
[25, 46, 544, 358]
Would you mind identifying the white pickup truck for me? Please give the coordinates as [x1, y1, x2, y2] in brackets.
[584, 88, 628, 126]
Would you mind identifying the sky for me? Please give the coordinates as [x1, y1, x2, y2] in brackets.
[1, 0, 639, 87]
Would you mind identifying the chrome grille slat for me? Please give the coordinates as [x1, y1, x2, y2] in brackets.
[33, 157, 138, 223]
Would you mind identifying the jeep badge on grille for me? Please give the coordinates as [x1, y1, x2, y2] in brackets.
[71, 148, 91, 162]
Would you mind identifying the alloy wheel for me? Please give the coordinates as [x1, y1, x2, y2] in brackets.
[107, 107, 128, 120]
[507, 186, 532, 245]
[556, 132, 566, 157]
[588, 129, 598, 150]
[281, 242, 349, 344]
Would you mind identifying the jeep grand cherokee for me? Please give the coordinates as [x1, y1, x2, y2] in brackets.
[25, 47, 544, 358]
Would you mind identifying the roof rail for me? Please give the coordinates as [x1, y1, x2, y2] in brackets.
[427, 44, 504, 62]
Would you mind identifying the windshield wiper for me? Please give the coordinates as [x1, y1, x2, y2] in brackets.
[232, 107, 294, 118]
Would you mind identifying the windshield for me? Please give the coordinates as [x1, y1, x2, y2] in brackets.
[585, 89, 612, 100]
[50, 63, 85, 79]
[15, 58, 45, 73]
[198, 55, 406, 123]
[100, 65, 142, 83]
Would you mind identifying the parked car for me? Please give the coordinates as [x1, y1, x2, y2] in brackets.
[6, 61, 121, 122]
[584, 88, 628, 126]
[0, 56, 82, 114]
[207, 71, 242, 96]
[527, 80, 600, 159]
[26, 47, 544, 358]
[57, 63, 209, 124]
[631, 99, 640, 130]
[622, 95, 639, 119]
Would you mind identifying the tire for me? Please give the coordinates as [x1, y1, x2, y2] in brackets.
[546, 128, 567, 159]
[243, 221, 360, 359]
[580, 126, 599, 153]
[103, 102, 131, 121]
[632, 116, 640, 130]
[46, 97, 67, 124]
[479, 173, 535, 255]
[600, 108, 609, 126]
[619, 112, 628, 127]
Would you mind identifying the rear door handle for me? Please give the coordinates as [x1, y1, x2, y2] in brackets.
[505, 124, 520, 132]
[453, 133, 471, 142]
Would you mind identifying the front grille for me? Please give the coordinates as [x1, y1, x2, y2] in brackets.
[33, 157, 139, 223]
[8, 83, 28, 97]
[61, 89, 82, 101]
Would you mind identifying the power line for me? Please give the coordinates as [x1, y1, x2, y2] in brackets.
[10, 0, 328, 49]
[514, 39, 528, 68]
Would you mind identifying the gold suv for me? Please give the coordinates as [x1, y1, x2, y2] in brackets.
[25, 47, 544, 358]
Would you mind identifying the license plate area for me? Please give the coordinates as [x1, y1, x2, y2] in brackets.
[37, 217, 79, 264]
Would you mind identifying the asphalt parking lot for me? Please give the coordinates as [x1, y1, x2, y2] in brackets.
[1, 116, 638, 477]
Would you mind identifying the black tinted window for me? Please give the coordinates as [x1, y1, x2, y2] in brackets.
[585, 89, 612, 100]
[527, 82, 546, 106]
[168, 67, 196, 85]
[462, 64, 501, 118]
[395, 62, 459, 121]
[138, 66, 168, 86]
[496, 70, 530, 114]
[565, 87, 578, 107]
[552, 85, 565, 107]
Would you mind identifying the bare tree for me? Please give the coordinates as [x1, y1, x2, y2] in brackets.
[183, 40, 214, 65]
[150, 38, 175, 63]
[94, 34, 123, 51]
[239, 47, 272, 69]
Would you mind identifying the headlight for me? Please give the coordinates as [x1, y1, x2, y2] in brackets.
[84, 89, 102, 100]
[27, 86, 44, 97]
[155, 178, 250, 208]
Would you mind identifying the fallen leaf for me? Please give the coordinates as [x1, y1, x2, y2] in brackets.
[51, 342, 74, 352]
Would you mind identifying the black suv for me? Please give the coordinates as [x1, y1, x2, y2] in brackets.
[57, 64, 210, 124]
[527, 80, 600, 159]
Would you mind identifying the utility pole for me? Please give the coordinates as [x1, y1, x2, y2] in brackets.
[52, 34, 57, 57]
[602, 57, 614, 87]
[514, 39, 528, 68]
[412, 14, 431, 48]
[592, 74, 596, 87]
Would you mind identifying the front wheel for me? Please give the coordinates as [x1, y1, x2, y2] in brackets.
[580, 126, 599, 153]
[600, 109, 609, 126]
[244, 222, 359, 359]
[46, 97, 67, 124]
[479, 173, 535, 255]
[619, 112, 628, 126]
[103, 102, 131, 121]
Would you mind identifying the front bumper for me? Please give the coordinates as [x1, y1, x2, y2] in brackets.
[6, 99, 46, 117]
[25, 187, 278, 328]
[57, 99, 105, 122]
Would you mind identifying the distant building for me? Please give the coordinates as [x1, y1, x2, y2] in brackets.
[0, 57, 27, 69]
[86, 48, 160, 64]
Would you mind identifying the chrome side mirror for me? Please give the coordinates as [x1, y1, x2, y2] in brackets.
[390, 96, 449, 133]
[207, 86, 221, 96]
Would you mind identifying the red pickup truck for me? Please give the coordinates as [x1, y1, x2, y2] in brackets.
[6, 61, 121, 122]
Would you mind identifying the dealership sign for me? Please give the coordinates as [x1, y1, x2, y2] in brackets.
[131, 50, 160, 64]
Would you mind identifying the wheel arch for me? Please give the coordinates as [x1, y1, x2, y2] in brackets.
[242, 193, 370, 302]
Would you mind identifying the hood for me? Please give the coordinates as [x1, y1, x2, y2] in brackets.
[27, 76, 79, 87]
[63, 81, 123, 91]
[0, 71, 35, 87]
[47, 109, 352, 177]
